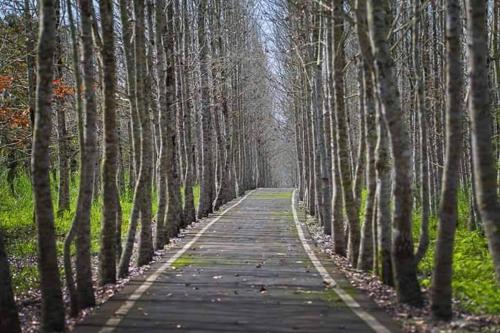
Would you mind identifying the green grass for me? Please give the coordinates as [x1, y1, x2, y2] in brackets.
[0, 171, 199, 295]
[253, 191, 292, 200]
[355, 188, 499, 315]
[412, 189, 500, 315]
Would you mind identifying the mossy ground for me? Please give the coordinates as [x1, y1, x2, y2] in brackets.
[253, 191, 292, 200]
[294, 288, 345, 308]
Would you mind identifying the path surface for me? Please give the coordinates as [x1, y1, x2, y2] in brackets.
[75, 189, 400, 333]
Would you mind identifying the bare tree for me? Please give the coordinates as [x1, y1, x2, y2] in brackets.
[431, 0, 463, 320]
[367, 0, 423, 306]
[197, 0, 215, 219]
[466, 0, 500, 283]
[99, 0, 119, 285]
[32, 0, 66, 329]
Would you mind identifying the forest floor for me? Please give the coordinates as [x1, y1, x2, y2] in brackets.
[73, 188, 400, 333]
[303, 208, 500, 333]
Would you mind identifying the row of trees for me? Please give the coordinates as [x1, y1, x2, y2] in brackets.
[0, 0, 277, 332]
[276, 0, 499, 321]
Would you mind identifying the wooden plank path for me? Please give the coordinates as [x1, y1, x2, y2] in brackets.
[74, 188, 400, 333]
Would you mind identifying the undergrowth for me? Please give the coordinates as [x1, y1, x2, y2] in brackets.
[357, 188, 499, 315]
[412, 190, 499, 315]
[0, 171, 199, 295]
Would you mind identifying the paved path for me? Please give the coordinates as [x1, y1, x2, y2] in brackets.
[75, 188, 400, 333]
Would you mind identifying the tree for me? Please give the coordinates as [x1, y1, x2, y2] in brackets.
[0, 230, 21, 333]
[164, 0, 183, 240]
[54, 1, 70, 215]
[154, 0, 169, 250]
[355, 0, 377, 272]
[466, 0, 500, 284]
[119, 0, 154, 275]
[99, 0, 119, 285]
[62, 0, 85, 316]
[367, 0, 423, 306]
[413, 0, 430, 265]
[333, 0, 360, 265]
[72, 0, 97, 309]
[181, 0, 197, 225]
[431, 0, 463, 320]
[197, 0, 215, 220]
[32, 0, 66, 329]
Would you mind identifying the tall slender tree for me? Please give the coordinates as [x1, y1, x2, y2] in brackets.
[99, 0, 119, 285]
[32, 0, 66, 329]
[367, 0, 423, 306]
[197, 0, 215, 219]
[466, 0, 500, 283]
[72, 0, 97, 309]
[431, 0, 463, 320]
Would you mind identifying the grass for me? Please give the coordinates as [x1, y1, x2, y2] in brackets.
[253, 191, 292, 200]
[412, 190, 500, 314]
[0, 171, 199, 295]
[355, 188, 499, 315]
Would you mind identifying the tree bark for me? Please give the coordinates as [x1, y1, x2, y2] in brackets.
[99, 0, 119, 285]
[367, 0, 423, 306]
[466, 0, 500, 283]
[32, 0, 66, 329]
[431, 0, 463, 320]
[333, 0, 360, 264]
[197, 0, 216, 219]
[164, 0, 183, 239]
[0, 230, 21, 333]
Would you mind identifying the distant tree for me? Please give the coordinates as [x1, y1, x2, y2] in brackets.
[197, 0, 215, 220]
[164, 0, 183, 240]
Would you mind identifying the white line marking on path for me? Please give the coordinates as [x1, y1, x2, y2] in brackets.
[291, 189, 392, 333]
[98, 190, 255, 333]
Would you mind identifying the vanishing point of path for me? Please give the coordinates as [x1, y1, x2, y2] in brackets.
[75, 189, 400, 333]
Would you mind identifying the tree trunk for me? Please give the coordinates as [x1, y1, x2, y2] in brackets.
[197, 0, 216, 219]
[32, 0, 66, 330]
[333, 0, 360, 265]
[431, 0, 463, 320]
[99, 0, 119, 285]
[154, 0, 168, 250]
[181, 0, 196, 225]
[63, 0, 84, 316]
[119, 0, 154, 276]
[164, 0, 183, 239]
[134, 0, 154, 267]
[466, 0, 500, 283]
[0, 230, 21, 333]
[73, 0, 97, 309]
[414, 0, 430, 265]
[367, 0, 423, 306]
[357, 63, 376, 271]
